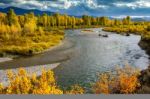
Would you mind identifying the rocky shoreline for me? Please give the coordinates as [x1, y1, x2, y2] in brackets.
[139, 39, 150, 58]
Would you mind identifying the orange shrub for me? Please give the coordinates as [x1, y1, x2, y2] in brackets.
[93, 65, 140, 94]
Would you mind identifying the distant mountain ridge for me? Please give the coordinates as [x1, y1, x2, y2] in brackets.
[110, 16, 150, 21]
[0, 7, 150, 22]
[0, 6, 54, 15]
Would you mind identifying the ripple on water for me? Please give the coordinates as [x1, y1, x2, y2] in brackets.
[54, 28, 150, 91]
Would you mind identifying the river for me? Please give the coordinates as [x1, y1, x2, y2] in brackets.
[0, 28, 149, 91]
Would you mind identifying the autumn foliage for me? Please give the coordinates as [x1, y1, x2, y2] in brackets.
[0, 10, 64, 56]
[0, 68, 63, 94]
[93, 65, 140, 94]
[0, 68, 85, 94]
[0, 65, 148, 94]
[65, 85, 85, 94]
[0, 9, 149, 94]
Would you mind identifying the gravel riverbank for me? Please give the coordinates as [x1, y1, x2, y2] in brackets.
[0, 63, 60, 86]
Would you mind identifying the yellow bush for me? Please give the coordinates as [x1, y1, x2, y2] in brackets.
[0, 68, 63, 94]
[23, 20, 37, 34]
[93, 65, 140, 94]
[0, 68, 87, 94]
[0, 65, 144, 94]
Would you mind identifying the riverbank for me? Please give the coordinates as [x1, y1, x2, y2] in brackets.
[0, 58, 12, 63]
[0, 30, 64, 62]
[0, 30, 64, 56]
[0, 26, 101, 63]
[0, 36, 66, 64]
[0, 62, 60, 86]
[139, 39, 150, 57]
[0, 39, 64, 63]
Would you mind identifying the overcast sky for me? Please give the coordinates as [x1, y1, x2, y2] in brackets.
[0, 0, 150, 17]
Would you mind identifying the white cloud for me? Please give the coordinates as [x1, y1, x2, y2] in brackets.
[114, 0, 150, 9]
[43, 0, 108, 10]
[0, 3, 5, 7]
[46, 0, 80, 9]
[0, 0, 108, 10]
[0, 0, 44, 9]
[85, 0, 108, 9]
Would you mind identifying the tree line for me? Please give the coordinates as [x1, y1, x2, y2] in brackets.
[0, 9, 134, 30]
[0, 9, 146, 56]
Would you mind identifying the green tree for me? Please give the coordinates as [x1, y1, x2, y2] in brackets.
[7, 9, 19, 26]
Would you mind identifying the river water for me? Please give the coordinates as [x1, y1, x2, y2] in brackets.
[0, 28, 149, 91]
[53, 28, 149, 91]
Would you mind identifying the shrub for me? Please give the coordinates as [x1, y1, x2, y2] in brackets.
[93, 65, 140, 94]
[0, 68, 63, 94]
[65, 85, 85, 94]
[0, 68, 85, 95]
[138, 66, 150, 94]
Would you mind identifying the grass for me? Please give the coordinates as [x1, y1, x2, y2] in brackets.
[0, 30, 64, 56]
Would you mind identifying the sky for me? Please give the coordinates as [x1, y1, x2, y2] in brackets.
[0, 0, 150, 17]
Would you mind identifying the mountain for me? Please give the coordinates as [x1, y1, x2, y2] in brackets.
[131, 18, 147, 22]
[134, 17, 150, 21]
[0, 7, 54, 15]
[110, 16, 150, 22]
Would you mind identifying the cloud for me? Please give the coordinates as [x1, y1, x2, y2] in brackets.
[0, 0, 108, 10]
[114, 0, 150, 9]
[0, 0, 150, 16]
[85, 0, 108, 9]
[0, 0, 44, 9]
[0, 2, 5, 7]
[46, 0, 80, 9]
